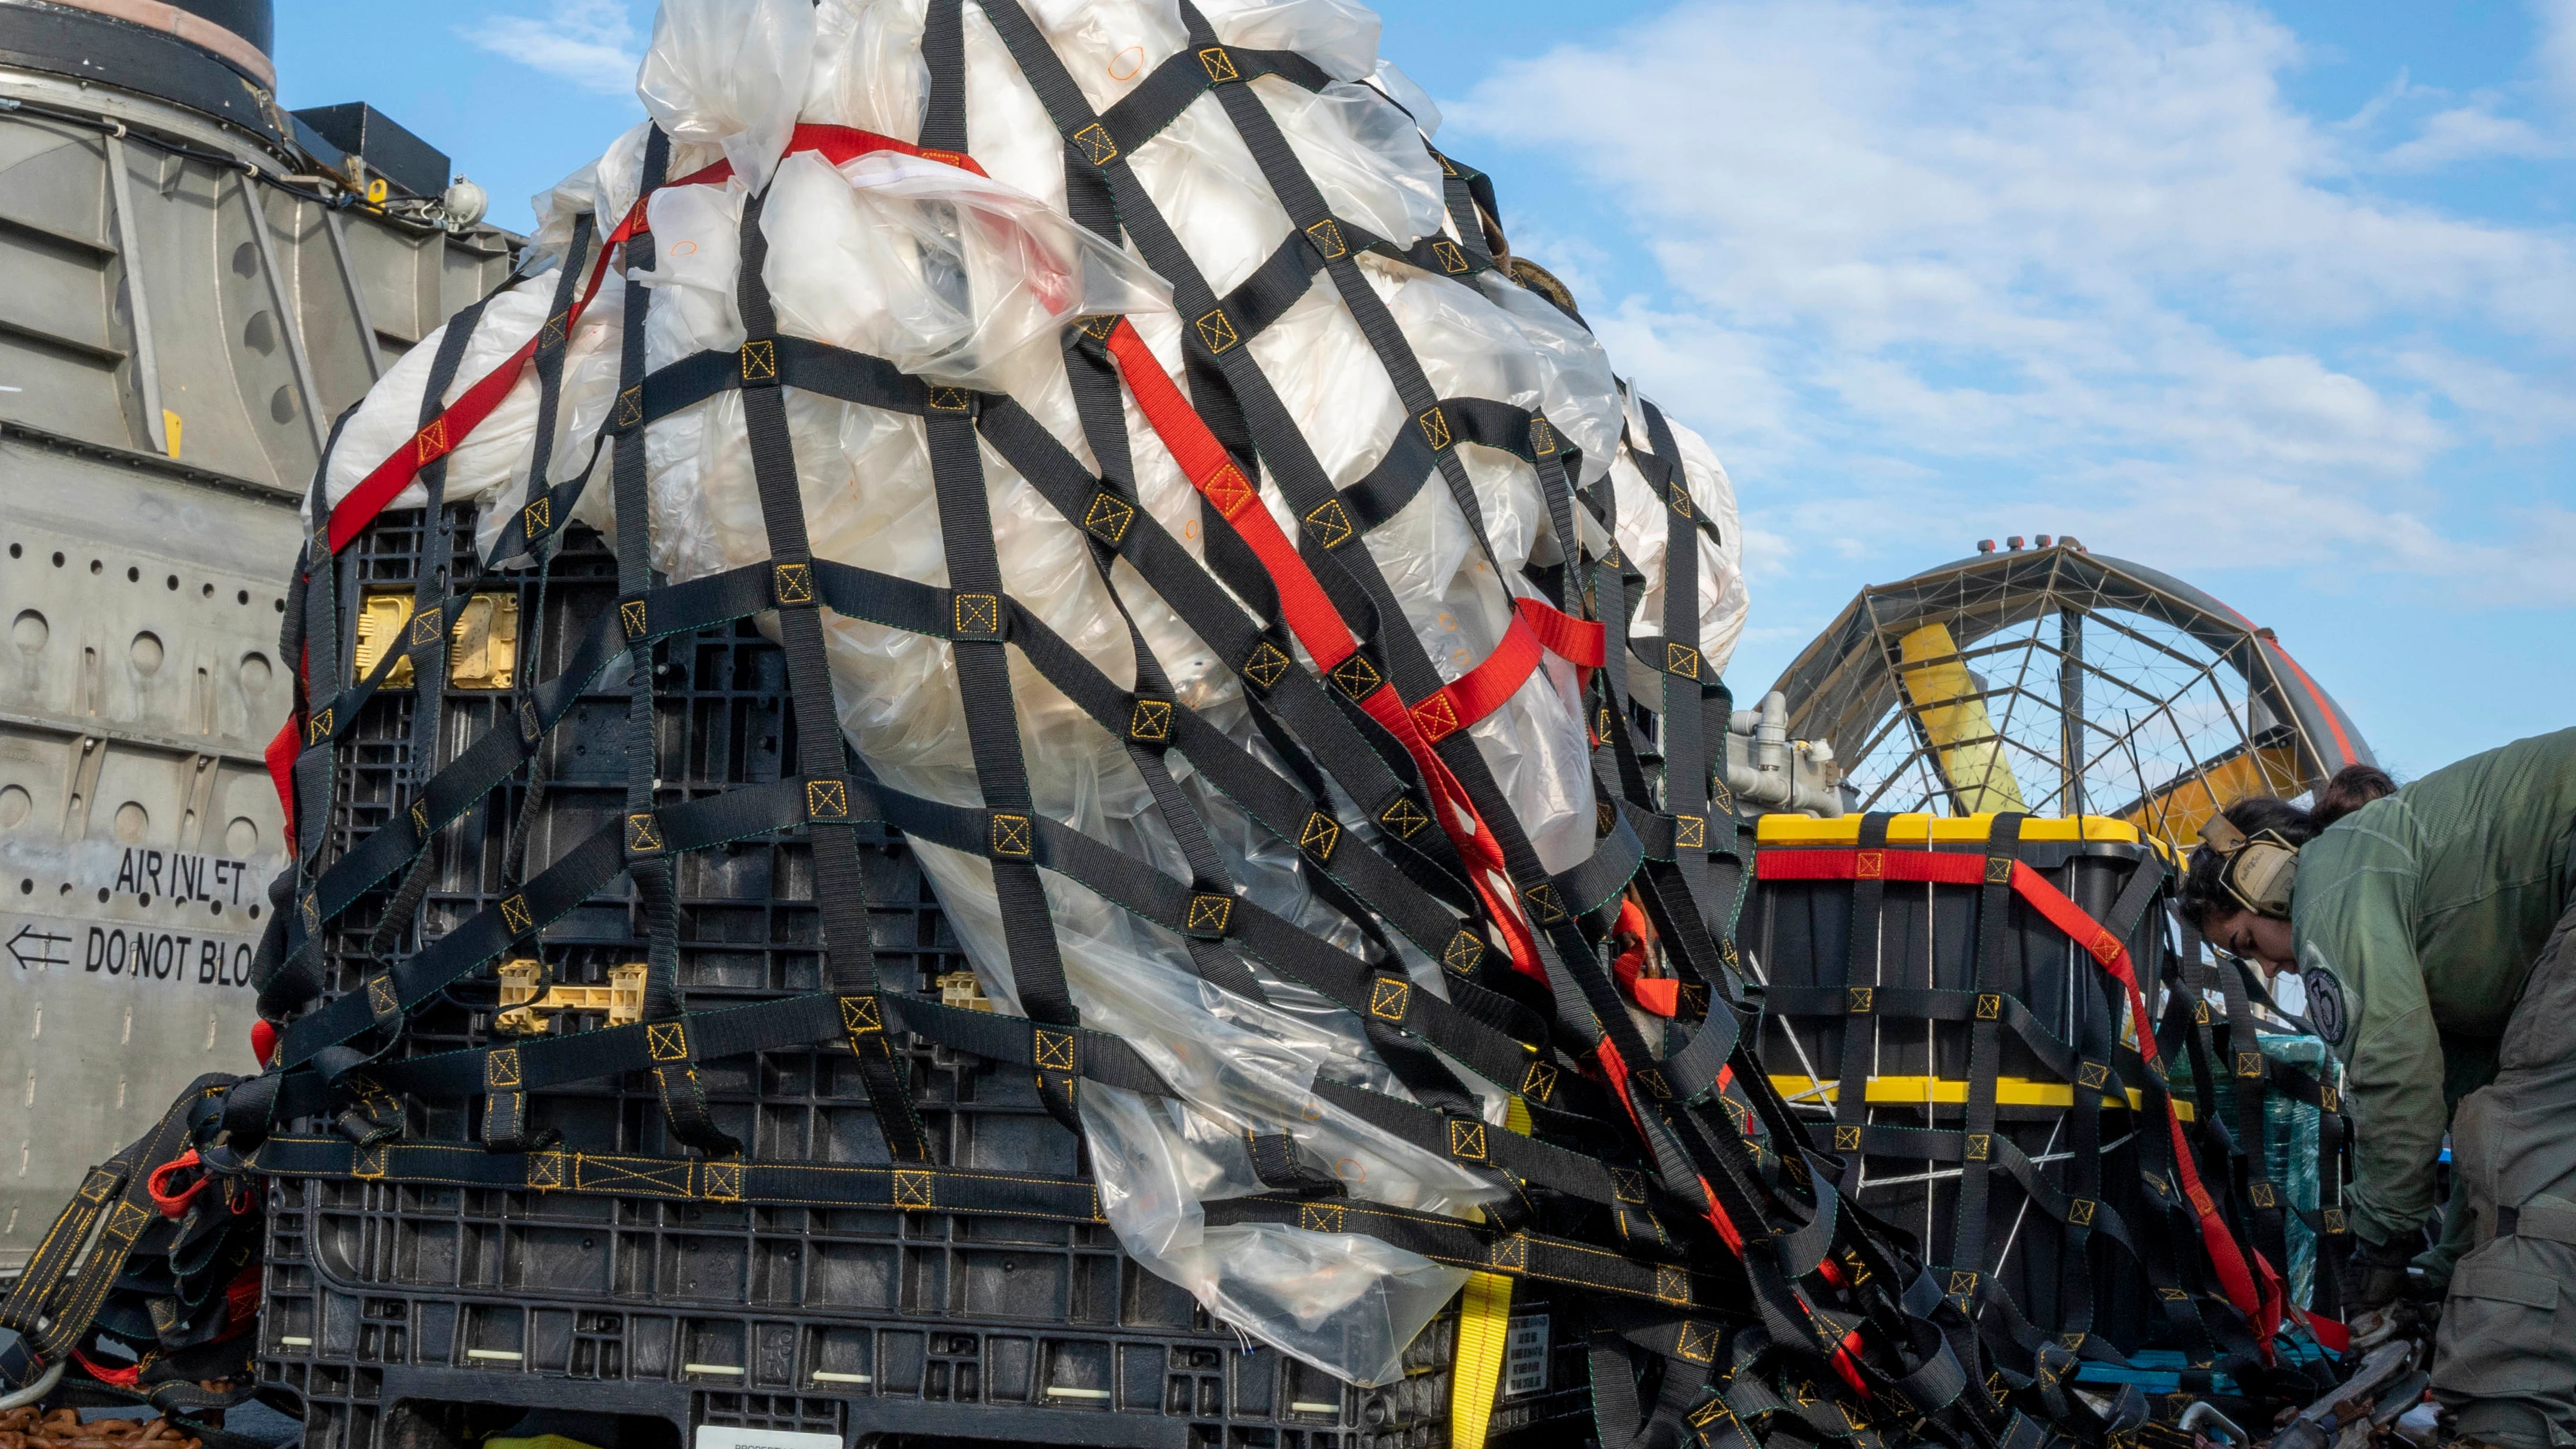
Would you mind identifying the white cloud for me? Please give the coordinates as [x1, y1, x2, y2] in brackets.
[463, 0, 643, 96]
[2535, 0, 2576, 111]
[2387, 347, 2576, 447]
[1444, 0, 2576, 606]
[2382, 102, 2562, 170]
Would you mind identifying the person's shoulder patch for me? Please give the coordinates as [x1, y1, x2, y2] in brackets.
[2306, 968, 2348, 1047]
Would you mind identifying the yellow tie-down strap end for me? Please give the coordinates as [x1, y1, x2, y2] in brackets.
[1769, 1074, 2196, 1122]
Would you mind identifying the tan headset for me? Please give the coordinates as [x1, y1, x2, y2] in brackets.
[2197, 815, 2299, 920]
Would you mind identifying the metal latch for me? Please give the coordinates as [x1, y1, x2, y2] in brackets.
[353, 590, 520, 690]
[934, 970, 993, 1013]
[494, 959, 647, 1033]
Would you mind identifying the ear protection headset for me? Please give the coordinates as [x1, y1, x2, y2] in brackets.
[2197, 815, 2299, 920]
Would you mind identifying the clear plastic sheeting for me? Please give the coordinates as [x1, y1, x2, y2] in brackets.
[311, 0, 1751, 1390]
[638, 0, 817, 189]
[1612, 380, 1751, 701]
[765, 149, 1173, 387]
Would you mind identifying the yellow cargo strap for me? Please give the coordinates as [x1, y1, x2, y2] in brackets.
[1447, 1094, 1535, 1449]
[1769, 1074, 2196, 1122]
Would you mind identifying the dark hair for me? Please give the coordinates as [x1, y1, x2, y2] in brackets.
[2314, 764, 2396, 826]
[2175, 765, 2396, 928]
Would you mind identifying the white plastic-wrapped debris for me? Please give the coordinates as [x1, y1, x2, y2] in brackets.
[312, 0, 1746, 1386]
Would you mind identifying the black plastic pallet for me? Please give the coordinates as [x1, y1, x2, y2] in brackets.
[257, 504, 1595, 1448]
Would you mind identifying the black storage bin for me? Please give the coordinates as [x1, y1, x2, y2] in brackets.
[254, 504, 1594, 1449]
[1742, 815, 2175, 1353]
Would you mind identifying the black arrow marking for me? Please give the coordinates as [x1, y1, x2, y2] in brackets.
[7, 922, 70, 970]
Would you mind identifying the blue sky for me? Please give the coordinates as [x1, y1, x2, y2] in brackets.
[275, 0, 2576, 785]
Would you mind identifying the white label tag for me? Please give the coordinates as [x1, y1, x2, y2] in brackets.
[1502, 1312, 1550, 1397]
[694, 1429, 840, 1449]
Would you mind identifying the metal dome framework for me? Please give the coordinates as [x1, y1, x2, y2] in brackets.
[1771, 543, 2373, 847]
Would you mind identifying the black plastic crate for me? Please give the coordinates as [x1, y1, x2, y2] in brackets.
[258, 504, 1596, 1448]
[1744, 823, 2169, 1349]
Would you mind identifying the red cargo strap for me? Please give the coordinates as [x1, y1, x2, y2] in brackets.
[1516, 596, 1603, 678]
[147, 1150, 207, 1219]
[1609, 899, 1678, 1017]
[1100, 320, 1561, 978]
[662, 123, 988, 191]
[1414, 613, 1541, 744]
[264, 710, 299, 851]
[1757, 845, 2283, 1350]
[324, 127, 980, 558]
[71, 1347, 144, 1389]
[2288, 1303, 2350, 1353]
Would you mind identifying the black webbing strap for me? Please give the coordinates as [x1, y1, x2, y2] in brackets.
[922, 0, 964, 153]
[905, 42, 1092, 1127]
[290, 418, 352, 883]
[484, 218, 596, 925]
[2094, 872, 2225, 1361]
[1161, 33, 1610, 943]
[1704, 682, 1760, 959]
[1201, 1193, 1732, 1313]
[1305, 1080, 1658, 1229]
[1587, 487, 1657, 812]
[1639, 400, 1719, 934]
[1095, 42, 1329, 156]
[605, 127, 734, 1160]
[0, 1076, 229, 1390]
[367, 985, 1176, 1105]
[1588, 1324, 1649, 1448]
[1044, 285, 1280, 1013]
[1947, 811, 2025, 1316]
[985, 805, 1546, 1103]
[1334, 393, 1580, 547]
[726, 193, 930, 1164]
[509, 210, 597, 559]
[2228, 947, 2352, 1310]
[263, 404, 362, 1011]
[2161, 952, 2227, 1189]
[893, 586, 1582, 1113]
[1428, 144, 1500, 273]
[346, 299, 494, 1066]
[250, 1134, 1104, 1222]
[1838, 1118, 2144, 1270]
[1010, 628, 1465, 967]
[924, 393, 1088, 1126]
[2154, 952, 2258, 1369]
[1830, 813, 1893, 1183]
[2204, 929, 2289, 1292]
[496, 215, 594, 899]
[2053, 957, 2113, 1353]
[398, 293, 488, 801]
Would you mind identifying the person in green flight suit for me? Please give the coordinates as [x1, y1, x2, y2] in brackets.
[2182, 728, 2576, 1449]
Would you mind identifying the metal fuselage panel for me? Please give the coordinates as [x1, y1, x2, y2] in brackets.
[0, 60, 515, 1265]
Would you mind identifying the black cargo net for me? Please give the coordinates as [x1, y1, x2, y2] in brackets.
[0, 7, 2351, 1446]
